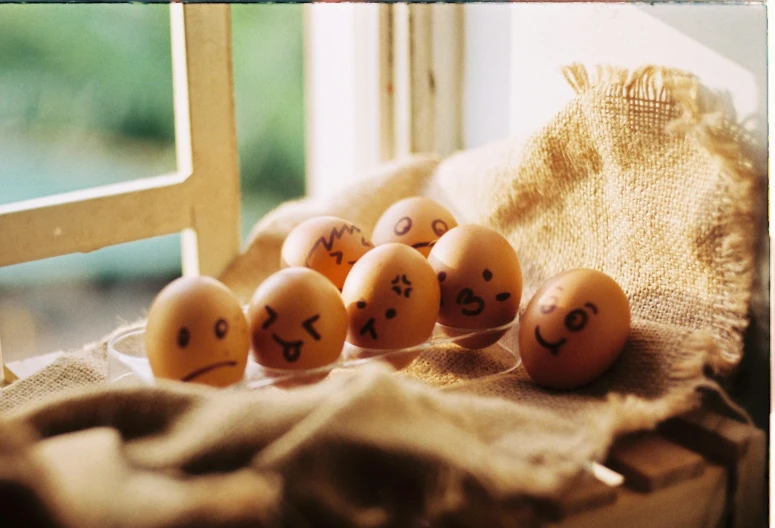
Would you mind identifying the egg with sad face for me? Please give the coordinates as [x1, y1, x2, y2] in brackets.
[146, 276, 249, 387]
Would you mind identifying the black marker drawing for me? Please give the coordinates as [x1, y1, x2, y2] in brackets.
[272, 333, 303, 362]
[360, 318, 378, 340]
[304, 223, 364, 266]
[262, 306, 278, 329]
[495, 292, 511, 302]
[456, 288, 485, 316]
[431, 219, 448, 237]
[391, 274, 413, 297]
[385, 308, 397, 319]
[181, 360, 238, 382]
[356, 300, 367, 309]
[394, 217, 412, 236]
[437, 271, 447, 282]
[482, 269, 493, 282]
[214, 318, 228, 339]
[534, 326, 566, 356]
[302, 314, 322, 340]
[564, 309, 588, 332]
[177, 327, 190, 348]
[329, 251, 343, 265]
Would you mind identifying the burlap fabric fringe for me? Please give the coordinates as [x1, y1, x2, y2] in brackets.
[0, 65, 757, 527]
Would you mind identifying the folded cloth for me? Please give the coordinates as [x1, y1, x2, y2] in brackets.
[0, 65, 757, 527]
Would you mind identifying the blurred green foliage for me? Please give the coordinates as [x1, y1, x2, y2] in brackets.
[0, 4, 305, 201]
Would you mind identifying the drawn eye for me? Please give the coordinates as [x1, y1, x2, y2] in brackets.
[431, 219, 448, 237]
[214, 319, 228, 339]
[437, 271, 447, 282]
[393, 216, 412, 236]
[302, 314, 321, 341]
[178, 327, 191, 348]
[540, 296, 558, 314]
[482, 269, 493, 282]
[356, 300, 367, 309]
[564, 309, 588, 332]
[385, 308, 397, 319]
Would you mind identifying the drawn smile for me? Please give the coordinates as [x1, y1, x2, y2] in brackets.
[534, 326, 566, 356]
[411, 241, 436, 250]
[181, 360, 238, 382]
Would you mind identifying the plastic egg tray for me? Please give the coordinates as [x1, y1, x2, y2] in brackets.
[108, 317, 521, 391]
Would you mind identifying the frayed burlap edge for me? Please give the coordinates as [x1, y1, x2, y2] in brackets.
[564, 64, 757, 429]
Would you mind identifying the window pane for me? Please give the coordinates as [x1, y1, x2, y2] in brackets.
[0, 5, 176, 205]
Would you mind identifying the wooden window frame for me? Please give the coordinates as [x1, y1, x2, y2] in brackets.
[0, 4, 241, 279]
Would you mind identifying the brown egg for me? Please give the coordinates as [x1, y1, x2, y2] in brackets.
[342, 243, 440, 350]
[248, 267, 347, 370]
[372, 197, 458, 257]
[518, 269, 631, 390]
[145, 276, 249, 387]
[281, 216, 374, 290]
[428, 224, 522, 348]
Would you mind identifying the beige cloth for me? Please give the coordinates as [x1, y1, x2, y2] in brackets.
[0, 65, 757, 527]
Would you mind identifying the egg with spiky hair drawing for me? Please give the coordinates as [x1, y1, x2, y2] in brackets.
[281, 216, 374, 290]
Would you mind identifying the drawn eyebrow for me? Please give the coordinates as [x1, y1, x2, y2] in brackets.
[584, 302, 598, 314]
[302, 314, 321, 340]
[262, 306, 278, 329]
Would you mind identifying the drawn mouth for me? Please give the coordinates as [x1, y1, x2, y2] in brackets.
[360, 317, 378, 340]
[534, 326, 566, 356]
[181, 360, 238, 382]
[411, 241, 436, 249]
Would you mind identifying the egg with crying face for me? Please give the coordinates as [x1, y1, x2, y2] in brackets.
[372, 197, 458, 257]
[518, 268, 631, 390]
[428, 224, 522, 348]
[281, 216, 374, 290]
[145, 276, 250, 387]
[342, 243, 440, 350]
[248, 267, 347, 370]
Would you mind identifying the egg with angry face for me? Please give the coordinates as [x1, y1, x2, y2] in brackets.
[342, 243, 440, 350]
[145, 276, 250, 387]
[281, 216, 374, 290]
[518, 268, 631, 390]
[248, 268, 348, 370]
[371, 197, 458, 257]
[428, 224, 522, 348]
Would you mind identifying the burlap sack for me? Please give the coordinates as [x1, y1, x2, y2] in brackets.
[0, 65, 758, 527]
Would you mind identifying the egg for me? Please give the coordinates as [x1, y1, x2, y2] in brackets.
[518, 268, 631, 390]
[248, 267, 347, 370]
[145, 276, 249, 387]
[428, 224, 522, 348]
[281, 216, 374, 290]
[371, 197, 458, 257]
[342, 243, 440, 350]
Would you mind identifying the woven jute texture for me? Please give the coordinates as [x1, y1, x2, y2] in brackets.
[0, 65, 757, 528]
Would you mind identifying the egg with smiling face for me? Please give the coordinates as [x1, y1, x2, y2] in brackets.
[372, 197, 458, 257]
[145, 276, 249, 387]
[518, 268, 631, 390]
[428, 224, 522, 348]
[342, 243, 440, 350]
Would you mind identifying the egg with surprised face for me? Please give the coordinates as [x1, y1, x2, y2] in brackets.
[428, 224, 522, 348]
[372, 197, 458, 257]
[145, 276, 250, 387]
[281, 216, 374, 290]
[248, 268, 347, 370]
[342, 243, 440, 350]
[519, 268, 631, 390]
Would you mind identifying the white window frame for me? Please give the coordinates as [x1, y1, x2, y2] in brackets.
[0, 5, 242, 381]
[0, 4, 241, 279]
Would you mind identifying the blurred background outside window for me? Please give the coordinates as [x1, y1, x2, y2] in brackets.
[0, 5, 304, 364]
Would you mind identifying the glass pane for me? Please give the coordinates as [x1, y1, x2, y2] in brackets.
[232, 4, 305, 236]
[0, 5, 176, 205]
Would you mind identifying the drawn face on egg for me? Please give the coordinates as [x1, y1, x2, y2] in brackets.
[342, 243, 440, 350]
[518, 269, 631, 390]
[281, 216, 373, 290]
[531, 286, 599, 356]
[248, 268, 348, 370]
[371, 197, 458, 257]
[429, 224, 522, 331]
[145, 277, 250, 387]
